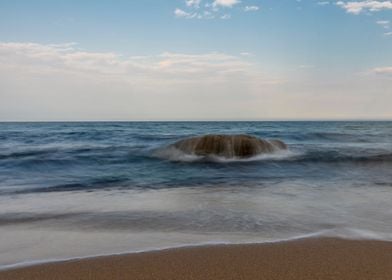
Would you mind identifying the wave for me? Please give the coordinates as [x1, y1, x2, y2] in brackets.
[2, 208, 392, 240]
[3, 145, 391, 167]
[285, 131, 391, 143]
[10, 177, 132, 195]
[0, 144, 148, 169]
[153, 146, 299, 162]
[2, 227, 392, 271]
[153, 145, 392, 164]
[2, 226, 392, 271]
[0, 149, 58, 160]
[293, 151, 392, 164]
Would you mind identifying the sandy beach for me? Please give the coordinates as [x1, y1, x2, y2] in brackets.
[1, 237, 392, 280]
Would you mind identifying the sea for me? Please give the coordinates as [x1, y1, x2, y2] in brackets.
[0, 121, 391, 268]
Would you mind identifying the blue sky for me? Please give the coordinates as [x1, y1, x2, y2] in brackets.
[0, 0, 391, 120]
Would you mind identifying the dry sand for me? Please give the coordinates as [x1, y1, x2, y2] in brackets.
[1, 237, 392, 280]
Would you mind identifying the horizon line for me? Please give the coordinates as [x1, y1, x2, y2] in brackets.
[1, 119, 392, 123]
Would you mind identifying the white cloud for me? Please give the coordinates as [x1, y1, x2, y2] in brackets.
[175, 0, 243, 20]
[220, 14, 231, 19]
[244, 5, 260, 11]
[376, 20, 390, 28]
[186, 0, 201, 8]
[336, 1, 392, 14]
[1, 42, 391, 120]
[203, 10, 215, 18]
[317, 1, 330, 5]
[0, 42, 282, 120]
[240, 52, 253, 56]
[212, 0, 240, 8]
[384, 31, 392, 35]
[174, 8, 196, 18]
[0, 42, 264, 79]
[371, 66, 392, 75]
[376, 20, 390, 24]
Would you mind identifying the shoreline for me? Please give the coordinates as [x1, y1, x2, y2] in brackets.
[2, 237, 392, 280]
[0, 230, 330, 271]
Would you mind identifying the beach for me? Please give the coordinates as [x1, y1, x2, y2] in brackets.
[2, 237, 392, 280]
[1, 122, 392, 269]
[2, 0, 392, 277]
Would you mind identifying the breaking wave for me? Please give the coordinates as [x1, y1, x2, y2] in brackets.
[153, 146, 392, 164]
[153, 145, 299, 162]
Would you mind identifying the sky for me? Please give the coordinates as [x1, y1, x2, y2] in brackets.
[0, 0, 391, 121]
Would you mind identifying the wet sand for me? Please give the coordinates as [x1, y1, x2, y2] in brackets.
[1, 237, 392, 280]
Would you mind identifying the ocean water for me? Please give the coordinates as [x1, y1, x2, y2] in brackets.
[0, 121, 392, 267]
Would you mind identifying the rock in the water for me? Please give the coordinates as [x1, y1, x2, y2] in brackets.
[172, 134, 287, 158]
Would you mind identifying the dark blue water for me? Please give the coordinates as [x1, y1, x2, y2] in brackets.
[0, 121, 392, 266]
[1, 121, 391, 194]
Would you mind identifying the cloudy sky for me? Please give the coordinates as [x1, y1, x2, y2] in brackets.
[0, 0, 391, 121]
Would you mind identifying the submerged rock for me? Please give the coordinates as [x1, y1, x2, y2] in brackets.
[171, 134, 287, 158]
